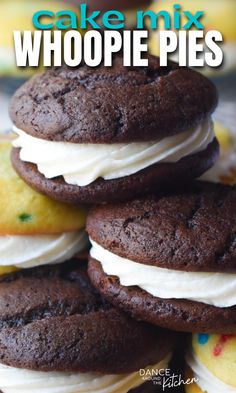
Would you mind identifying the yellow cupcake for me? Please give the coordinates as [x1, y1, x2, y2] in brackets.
[148, 0, 236, 75]
[0, 141, 87, 235]
[0, 265, 19, 275]
[0, 140, 88, 275]
[215, 122, 233, 151]
[185, 333, 236, 392]
[192, 334, 236, 387]
[0, 0, 79, 77]
[201, 122, 236, 185]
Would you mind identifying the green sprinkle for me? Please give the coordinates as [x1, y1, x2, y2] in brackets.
[18, 213, 32, 223]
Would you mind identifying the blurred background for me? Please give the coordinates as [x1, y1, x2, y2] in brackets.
[0, 0, 235, 184]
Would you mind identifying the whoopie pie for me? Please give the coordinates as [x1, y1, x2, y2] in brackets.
[10, 55, 218, 204]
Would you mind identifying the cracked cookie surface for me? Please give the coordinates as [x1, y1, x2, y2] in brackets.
[0, 259, 174, 373]
[9, 56, 218, 143]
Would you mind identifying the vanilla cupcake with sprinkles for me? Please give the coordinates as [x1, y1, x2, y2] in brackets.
[0, 140, 87, 275]
[186, 333, 236, 393]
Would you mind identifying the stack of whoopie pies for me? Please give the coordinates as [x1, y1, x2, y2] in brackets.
[0, 140, 174, 392]
[1, 51, 234, 393]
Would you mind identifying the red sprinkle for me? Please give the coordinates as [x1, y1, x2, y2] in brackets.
[213, 335, 234, 357]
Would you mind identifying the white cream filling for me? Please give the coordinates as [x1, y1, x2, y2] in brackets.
[186, 351, 236, 393]
[13, 119, 214, 187]
[90, 239, 236, 308]
[0, 356, 170, 393]
[0, 230, 88, 269]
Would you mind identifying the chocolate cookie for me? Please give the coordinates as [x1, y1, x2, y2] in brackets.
[88, 259, 236, 334]
[10, 57, 217, 143]
[87, 181, 236, 333]
[10, 56, 219, 204]
[0, 260, 174, 377]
